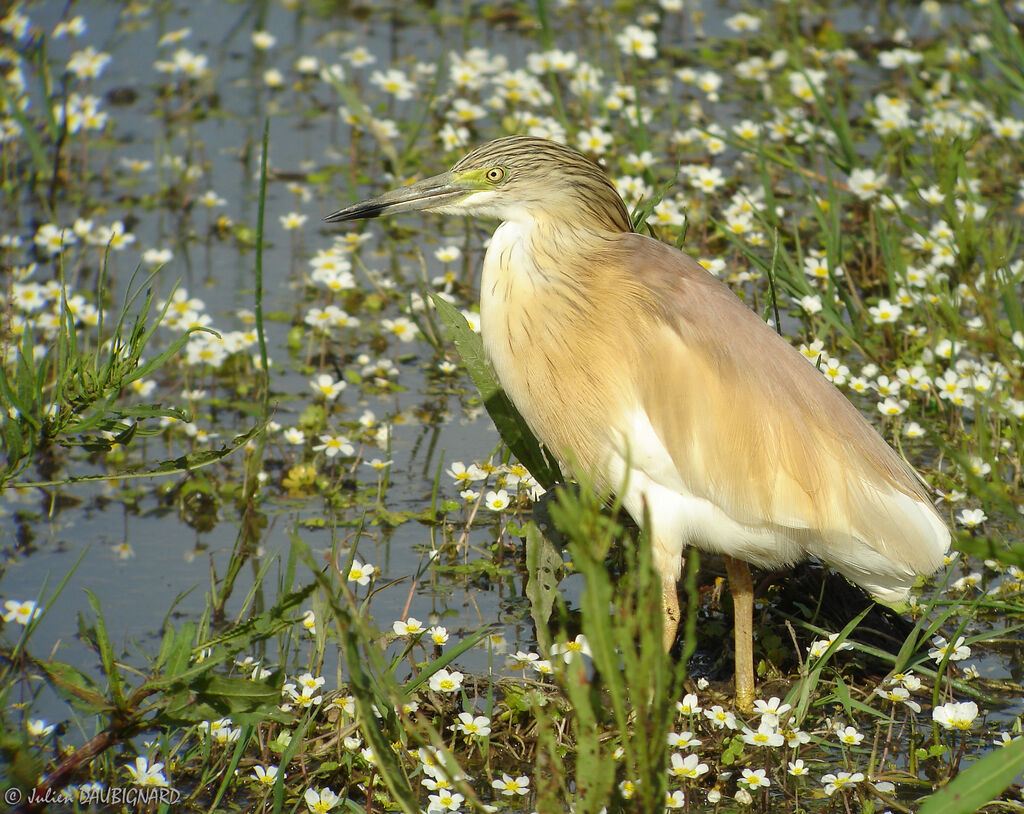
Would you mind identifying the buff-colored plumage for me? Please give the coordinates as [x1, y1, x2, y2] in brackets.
[327, 135, 950, 710]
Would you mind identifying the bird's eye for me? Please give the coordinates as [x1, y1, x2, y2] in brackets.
[485, 167, 505, 183]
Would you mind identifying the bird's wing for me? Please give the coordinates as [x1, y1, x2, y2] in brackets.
[612, 233, 948, 579]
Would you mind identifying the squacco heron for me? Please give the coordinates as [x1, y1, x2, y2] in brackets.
[326, 135, 950, 711]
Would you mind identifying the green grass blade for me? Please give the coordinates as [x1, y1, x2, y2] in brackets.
[918, 735, 1024, 814]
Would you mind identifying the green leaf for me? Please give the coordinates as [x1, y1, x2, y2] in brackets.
[524, 520, 564, 656]
[83, 589, 126, 711]
[11, 422, 266, 488]
[918, 736, 1024, 814]
[158, 674, 289, 725]
[428, 292, 560, 488]
[36, 660, 111, 715]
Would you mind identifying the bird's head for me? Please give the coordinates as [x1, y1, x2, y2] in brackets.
[325, 135, 632, 233]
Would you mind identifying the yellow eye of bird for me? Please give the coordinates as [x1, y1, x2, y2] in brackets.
[485, 167, 505, 183]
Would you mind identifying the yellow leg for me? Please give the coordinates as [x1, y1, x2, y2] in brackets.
[723, 555, 755, 714]
[661, 575, 680, 651]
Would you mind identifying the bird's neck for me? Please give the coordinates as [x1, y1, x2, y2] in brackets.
[486, 216, 615, 282]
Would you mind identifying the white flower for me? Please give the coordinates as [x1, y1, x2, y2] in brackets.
[868, 298, 902, 324]
[956, 508, 987, 528]
[427, 625, 450, 645]
[550, 634, 591, 663]
[309, 373, 346, 401]
[666, 730, 702, 749]
[451, 712, 491, 737]
[807, 632, 854, 658]
[615, 25, 657, 59]
[530, 659, 554, 675]
[788, 758, 809, 776]
[739, 767, 770, 790]
[933, 700, 979, 730]
[393, 617, 425, 637]
[848, 168, 888, 200]
[928, 635, 971, 663]
[346, 560, 375, 586]
[428, 668, 464, 694]
[668, 752, 709, 779]
[835, 725, 864, 746]
[313, 434, 354, 458]
[303, 787, 339, 813]
[675, 693, 702, 716]
[426, 791, 464, 812]
[703, 705, 738, 730]
[820, 771, 865, 796]
[724, 12, 761, 32]
[492, 773, 530, 795]
[873, 685, 922, 713]
[2, 599, 41, 626]
[753, 696, 791, 726]
[251, 764, 281, 786]
[125, 756, 169, 787]
[508, 650, 539, 669]
[27, 719, 55, 738]
[484, 489, 511, 511]
[742, 722, 785, 748]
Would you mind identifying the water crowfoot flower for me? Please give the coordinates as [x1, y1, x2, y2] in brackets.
[666, 730, 701, 749]
[738, 768, 770, 791]
[873, 685, 922, 713]
[428, 625, 450, 645]
[835, 724, 865, 746]
[807, 632, 855, 658]
[742, 723, 785, 748]
[280, 212, 307, 229]
[820, 771, 865, 796]
[957, 508, 988, 528]
[250, 765, 281, 786]
[614, 25, 657, 59]
[928, 635, 971, 663]
[428, 668, 464, 693]
[393, 618, 425, 637]
[933, 700, 979, 730]
[753, 696, 791, 727]
[309, 374, 346, 401]
[346, 560, 376, 585]
[675, 693, 701, 716]
[668, 752, 709, 780]
[530, 659, 554, 676]
[492, 773, 530, 795]
[451, 712, 491, 737]
[313, 434, 354, 458]
[125, 757, 169, 787]
[427, 791, 464, 812]
[848, 168, 888, 200]
[484, 489, 511, 511]
[704, 705, 738, 730]
[550, 634, 591, 662]
[304, 787, 339, 813]
[27, 719, 55, 738]
[508, 651, 540, 670]
[2, 599, 41, 625]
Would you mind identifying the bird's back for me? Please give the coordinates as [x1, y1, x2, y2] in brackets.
[609, 233, 950, 598]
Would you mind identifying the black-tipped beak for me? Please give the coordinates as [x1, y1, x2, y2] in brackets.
[324, 171, 467, 223]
